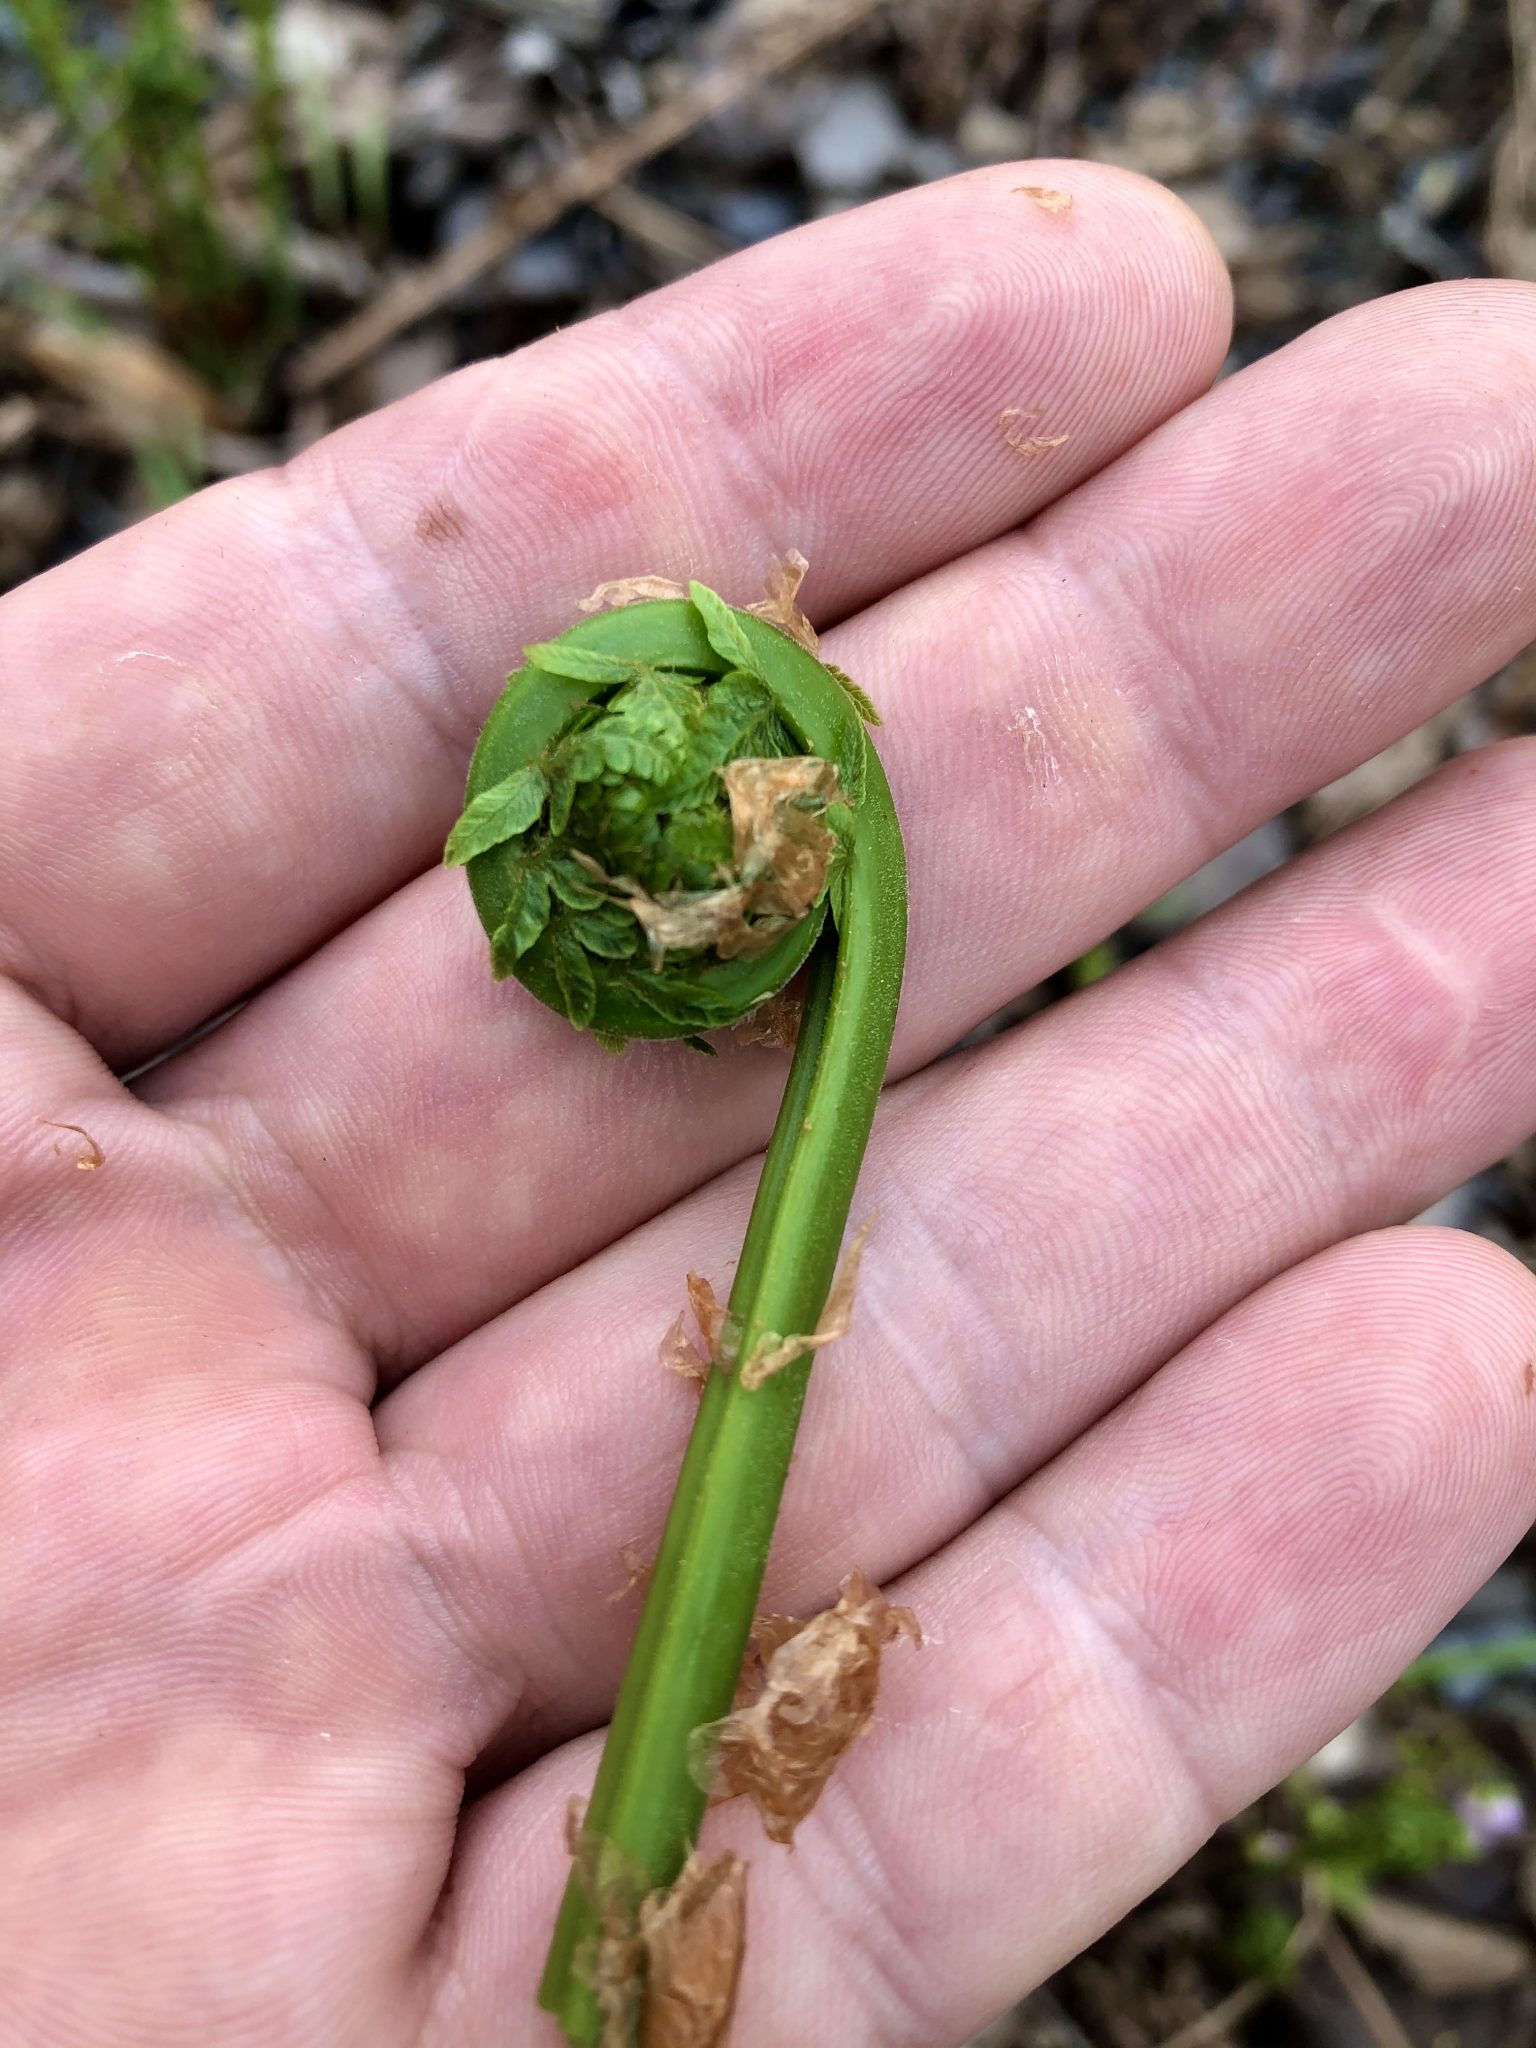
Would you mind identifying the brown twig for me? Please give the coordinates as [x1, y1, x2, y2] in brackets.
[288, 0, 890, 396]
[1153, 1895, 1329, 2048]
[1490, 0, 1536, 279]
[590, 182, 732, 278]
[1316, 1916, 1417, 2048]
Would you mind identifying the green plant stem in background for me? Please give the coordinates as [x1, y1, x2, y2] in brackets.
[235, 0, 298, 347]
[447, 584, 905, 2043]
[1396, 1630, 1536, 1691]
[13, 0, 295, 397]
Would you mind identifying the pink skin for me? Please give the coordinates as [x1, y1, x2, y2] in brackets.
[1, 162, 1535, 2048]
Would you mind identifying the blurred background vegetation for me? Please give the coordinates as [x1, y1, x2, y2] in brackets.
[3, 2, 1536, 2042]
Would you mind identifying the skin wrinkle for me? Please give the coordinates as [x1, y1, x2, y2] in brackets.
[179, 1084, 402, 1372]
[1241, 910, 1470, 1198]
[1140, 925, 1368, 1245]
[0, 942, 80, 1047]
[379, 1448, 540, 1760]
[842, 1150, 1021, 1512]
[616, 311, 792, 580]
[401, 347, 664, 645]
[1358, 893, 1481, 1075]
[994, 1489, 1230, 1844]
[381, 1416, 645, 1762]
[1077, 547, 1239, 868]
[775, 1764, 946, 2048]
[292, 454, 474, 781]
[1141, 873, 1483, 1240]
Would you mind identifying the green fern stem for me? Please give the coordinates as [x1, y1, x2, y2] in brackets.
[448, 582, 906, 2043]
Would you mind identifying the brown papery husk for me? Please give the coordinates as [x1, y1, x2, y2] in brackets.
[731, 982, 803, 1050]
[745, 549, 818, 653]
[579, 572, 690, 612]
[659, 1273, 738, 1386]
[566, 1816, 745, 2048]
[738, 1216, 871, 1391]
[565, 1811, 649, 2048]
[721, 755, 840, 921]
[639, 1852, 748, 2048]
[694, 1570, 921, 1845]
[577, 552, 819, 656]
[592, 756, 841, 967]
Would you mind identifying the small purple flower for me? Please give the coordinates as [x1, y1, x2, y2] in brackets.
[1455, 1785, 1526, 1849]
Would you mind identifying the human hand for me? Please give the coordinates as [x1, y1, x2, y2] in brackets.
[4, 163, 1536, 2047]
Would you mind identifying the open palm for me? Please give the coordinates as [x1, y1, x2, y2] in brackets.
[4, 163, 1536, 2048]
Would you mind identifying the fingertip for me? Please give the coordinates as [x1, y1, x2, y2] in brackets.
[953, 155, 1235, 370]
[1270, 1224, 1536, 1524]
[1010, 155, 1235, 311]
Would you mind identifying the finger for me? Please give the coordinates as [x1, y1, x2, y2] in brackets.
[374, 741, 1536, 1757]
[427, 1225, 1536, 2047]
[149, 281, 1536, 1368]
[0, 164, 1228, 1062]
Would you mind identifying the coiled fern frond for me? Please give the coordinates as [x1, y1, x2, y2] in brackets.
[448, 578, 885, 1051]
[447, 567, 907, 2045]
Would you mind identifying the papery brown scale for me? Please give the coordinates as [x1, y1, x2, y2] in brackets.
[738, 1216, 871, 1391]
[660, 1274, 736, 1388]
[731, 985, 803, 1050]
[687, 1273, 731, 1358]
[1014, 184, 1073, 213]
[606, 1541, 656, 1605]
[721, 756, 841, 921]
[659, 1311, 712, 1386]
[579, 573, 691, 612]
[745, 548, 819, 654]
[638, 1852, 748, 2048]
[999, 407, 1070, 458]
[698, 1570, 921, 1845]
[616, 878, 759, 966]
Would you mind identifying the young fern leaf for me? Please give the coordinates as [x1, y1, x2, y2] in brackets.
[447, 576, 907, 2046]
[443, 762, 548, 864]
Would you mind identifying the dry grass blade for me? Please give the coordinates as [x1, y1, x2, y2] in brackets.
[1317, 1916, 1417, 2048]
[13, 317, 219, 446]
[1153, 1899, 1327, 2048]
[1490, 0, 1536, 278]
[290, 0, 894, 394]
[592, 183, 732, 278]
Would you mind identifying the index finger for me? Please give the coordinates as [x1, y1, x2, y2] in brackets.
[0, 164, 1229, 1062]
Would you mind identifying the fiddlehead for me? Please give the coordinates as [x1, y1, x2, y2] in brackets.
[448, 580, 882, 1050]
[448, 570, 907, 2044]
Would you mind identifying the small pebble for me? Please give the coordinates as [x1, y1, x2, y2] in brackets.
[796, 78, 911, 194]
[709, 189, 800, 245]
[502, 25, 562, 77]
[506, 233, 586, 301]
